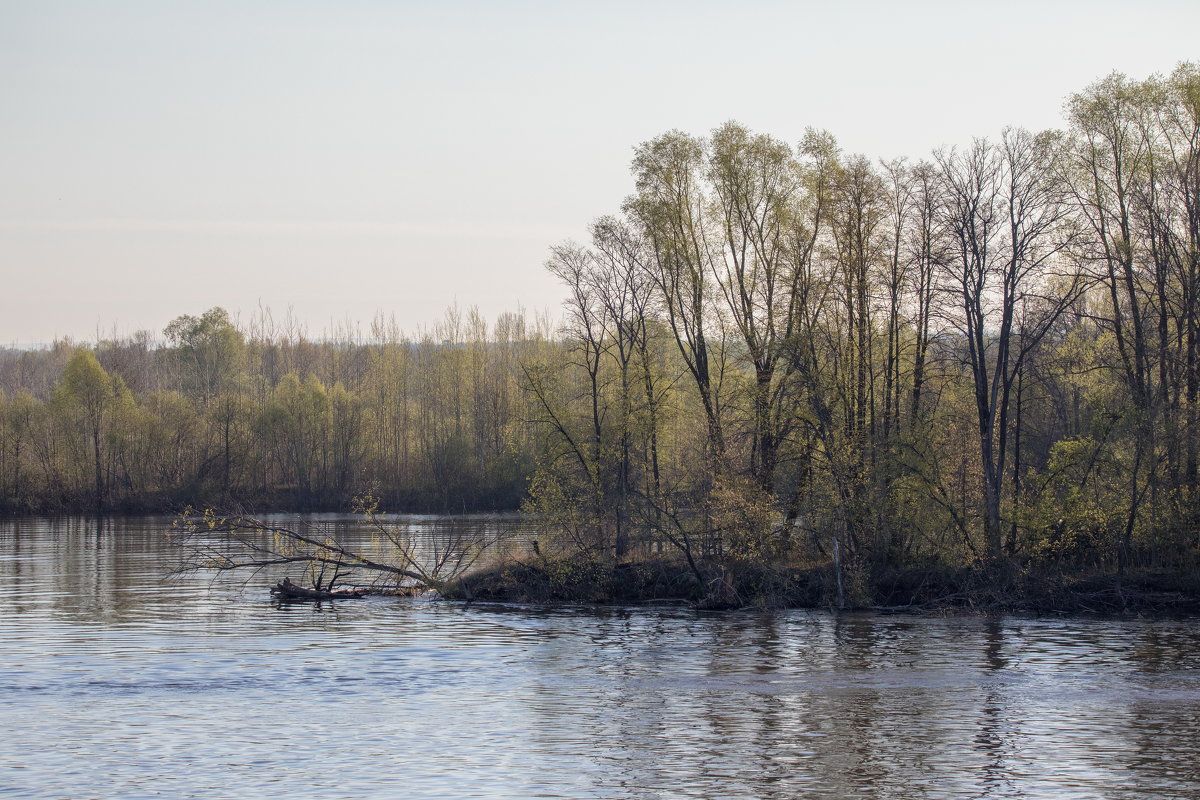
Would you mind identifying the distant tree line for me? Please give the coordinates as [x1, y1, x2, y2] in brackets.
[0, 306, 555, 514]
[2, 64, 1198, 600]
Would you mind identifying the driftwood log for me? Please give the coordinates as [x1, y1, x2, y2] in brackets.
[270, 577, 366, 600]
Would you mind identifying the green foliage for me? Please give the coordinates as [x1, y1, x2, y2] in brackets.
[0, 304, 555, 513]
[164, 307, 247, 404]
[1027, 437, 1121, 564]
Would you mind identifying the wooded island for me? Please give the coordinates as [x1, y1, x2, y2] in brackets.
[6, 65, 1200, 609]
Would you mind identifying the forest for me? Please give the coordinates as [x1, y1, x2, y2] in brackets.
[4, 65, 1200, 607]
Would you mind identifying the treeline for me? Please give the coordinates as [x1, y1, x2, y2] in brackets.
[3, 64, 1199, 604]
[519, 63, 1200, 601]
[0, 307, 557, 513]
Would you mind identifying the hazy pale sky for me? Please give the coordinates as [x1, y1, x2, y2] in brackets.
[2, 0, 1197, 345]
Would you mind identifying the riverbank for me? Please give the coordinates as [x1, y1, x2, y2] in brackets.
[13, 510, 1198, 617]
[444, 555, 1200, 616]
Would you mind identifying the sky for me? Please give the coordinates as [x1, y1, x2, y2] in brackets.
[2, 0, 1198, 345]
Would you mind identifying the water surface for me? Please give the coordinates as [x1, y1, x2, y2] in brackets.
[2, 516, 1199, 799]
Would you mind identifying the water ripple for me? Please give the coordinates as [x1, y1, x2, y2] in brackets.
[2, 516, 1200, 798]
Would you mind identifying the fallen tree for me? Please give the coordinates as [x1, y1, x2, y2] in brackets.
[270, 577, 366, 600]
[172, 494, 498, 598]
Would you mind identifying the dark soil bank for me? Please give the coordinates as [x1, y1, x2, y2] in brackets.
[446, 557, 1200, 615]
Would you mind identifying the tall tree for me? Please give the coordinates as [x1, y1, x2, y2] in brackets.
[707, 121, 804, 493]
[937, 130, 1077, 559]
[627, 131, 726, 462]
[164, 307, 247, 405]
[56, 350, 130, 509]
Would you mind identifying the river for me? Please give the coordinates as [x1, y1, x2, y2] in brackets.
[2, 515, 1199, 799]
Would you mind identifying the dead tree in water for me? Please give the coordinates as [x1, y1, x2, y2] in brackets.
[171, 494, 496, 596]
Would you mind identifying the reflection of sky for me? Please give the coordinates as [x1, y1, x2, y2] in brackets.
[4, 2, 1200, 344]
[2, 517, 1200, 798]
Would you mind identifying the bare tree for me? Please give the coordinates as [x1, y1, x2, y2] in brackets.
[937, 129, 1080, 559]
